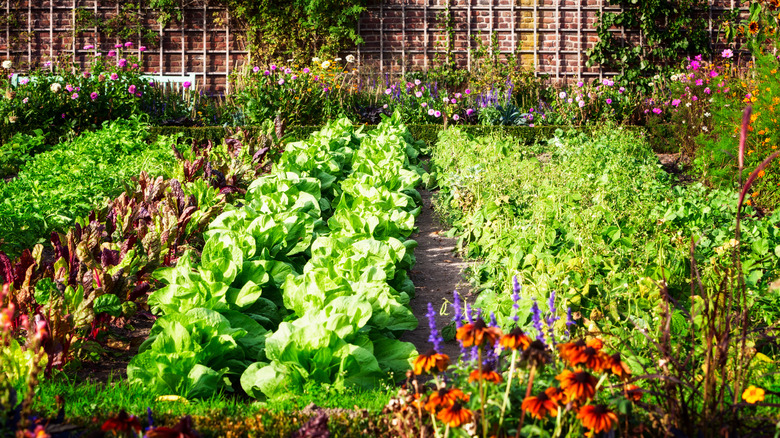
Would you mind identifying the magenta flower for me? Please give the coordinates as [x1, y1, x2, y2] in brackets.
[466, 108, 474, 116]
[107, 50, 116, 57]
[291, 75, 298, 80]
[253, 66, 260, 73]
[434, 110, 441, 118]
[139, 46, 147, 52]
[82, 72, 90, 78]
[124, 42, 133, 47]
[465, 89, 471, 94]
[90, 91, 98, 100]
[263, 70, 270, 75]
[19, 77, 29, 85]
[110, 73, 119, 80]
[183, 81, 191, 89]
[128, 85, 136, 94]
[450, 98, 456, 104]
[114, 43, 122, 49]
[65, 84, 74, 92]
[303, 67, 310, 74]
[118, 58, 127, 68]
[577, 81, 584, 87]
[278, 78, 285, 85]
[618, 86, 625, 93]
[270, 64, 277, 71]
[722, 49, 733, 59]
[704, 87, 711, 94]
[606, 98, 612, 104]
[709, 70, 719, 78]
[83, 44, 94, 50]
[453, 114, 460, 121]
[132, 64, 138, 69]
[652, 107, 662, 114]
[71, 92, 78, 99]
[692, 95, 698, 101]
[671, 99, 681, 107]
[695, 79, 703, 86]
[385, 88, 392, 95]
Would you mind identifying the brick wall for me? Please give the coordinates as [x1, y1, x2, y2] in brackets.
[0, 0, 747, 92]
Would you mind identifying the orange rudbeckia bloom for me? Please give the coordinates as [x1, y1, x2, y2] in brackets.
[436, 401, 473, 427]
[577, 404, 618, 433]
[469, 363, 503, 384]
[570, 341, 607, 372]
[521, 387, 561, 420]
[456, 318, 502, 348]
[556, 369, 597, 402]
[499, 327, 531, 351]
[413, 349, 450, 375]
[558, 339, 586, 365]
[603, 352, 632, 379]
[424, 387, 468, 413]
[624, 384, 643, 402]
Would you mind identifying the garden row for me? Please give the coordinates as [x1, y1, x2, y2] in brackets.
[429, 125, 780, 432]
[127, 113, 426, 399]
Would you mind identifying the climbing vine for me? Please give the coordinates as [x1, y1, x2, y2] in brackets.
[586, 0, 711, 84]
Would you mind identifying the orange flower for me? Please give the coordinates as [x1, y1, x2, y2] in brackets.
[624, 384, 643, 402]
[558, 339, 587, 365]
[545, 386, 567, 404]
[500, 327, 531, 350]
[742, 385, 765, 404]
[469, 363, 503, 384]
[436, 401, 473, 427]
[577, 404, 618, 433]
[522, 339, 552, 367]
[413, 349, 450, 375]
[557, 369, 597, 402]
[571, 340, 606, 372]
[749, 21, 760, 34]
[424, 387, 469, 413]
[603, 352, 632, 379]
[521, 388, 559, 420]
[456, 318, 502, 348]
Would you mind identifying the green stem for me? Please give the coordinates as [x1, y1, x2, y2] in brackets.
[498, 349, 518, 430]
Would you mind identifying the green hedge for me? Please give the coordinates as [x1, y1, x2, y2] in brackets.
[150, 123, 679, 153]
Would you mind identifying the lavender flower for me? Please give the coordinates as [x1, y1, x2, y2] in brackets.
[427, 302, 443, 353]
[512, 276, 522, 323]
[489, 311, 497, 328]
[565, 306, 575, 338]
[453, 290, 463, 328]
[531, 299, 545, 344]
[465, 303, 474, 324]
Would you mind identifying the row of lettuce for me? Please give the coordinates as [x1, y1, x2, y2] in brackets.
[127, 113, 426, 399]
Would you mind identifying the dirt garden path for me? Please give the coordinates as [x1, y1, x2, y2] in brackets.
[400, 186, 471, 361]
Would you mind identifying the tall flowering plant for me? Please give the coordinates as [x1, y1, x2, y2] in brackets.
[386, 278, 642, 438]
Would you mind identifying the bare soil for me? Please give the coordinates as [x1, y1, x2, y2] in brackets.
[399, 187, 471, 360]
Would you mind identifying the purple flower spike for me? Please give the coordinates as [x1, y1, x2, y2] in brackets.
[531, 299, 545, 344]
[489, 311, 497, 328]
[427, 303, 443, 353]
[465, 303, 474, 324]
[453, 290, 463, 329]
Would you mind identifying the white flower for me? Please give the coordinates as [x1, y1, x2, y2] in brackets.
[345, 54, 355, 63]
[685, 102, 692, 107]
[321, 61, 331, 69]
[312, 57, 321, 63]
[334, 57, 342, 62]
[648, 82, 655, 87]
[701, 126, 709, 132]
[2, 60, 12, 69]
[559, 91, 567, 99]
[704, 112, 711, 117]
[50, 82, 62, 93]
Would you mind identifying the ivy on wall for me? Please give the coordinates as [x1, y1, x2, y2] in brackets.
[586, 0, 711, 84]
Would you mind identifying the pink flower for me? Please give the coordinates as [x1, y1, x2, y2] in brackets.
[709, 70, 719, 78]
[132, 63, 138, 69]
[90, 91, 98, 100]
[428, 108, 434, 116]
[22, 97, 28, 103]
[453, 114, 460, 121]
[71, 92, 78, 99]
[722, 49, 733, 59]
[578, 100, 585, 108]
[183, 81, 191, 89]
[465, 89, 471, 94]
[263, 70, 270, 75]
[466, 108, 474, 116]
[606, 98, 612, 104]
[671, 99, 681, 107]
[83, 44, 94, 50]
[577, 81, 584, 87]
[692, 95, 698, 101]
[118, 58, 127, 67]
[270, 64, 277, 71]
[110, 73, 118, 80]
[421, 102, 428, 107]
[704, 87, 711, 94]
[303, 67, 310, 74]
[434, 110, 441, 118]
[652, 107, 662, 114]
[278, 78, 285, 85]
[695, 79, 703, 86]
[385, 88, 392, 95]
[114, 43, 122, 48]
[618, 87, 625, 93]
[124, 42, 133, 47]
[291, 75, 297, 80]
[139, 46, 147, 52]
[82, 71, 90, 78]
[65, 84, 74, 92]
[19, 77, 29, 85]
[415, 91, 422, 98]
[107, 50, 116, 57]
[284, 68, 292, 74]
[450, 98, 457, 104]
[128, 84, 136, 94]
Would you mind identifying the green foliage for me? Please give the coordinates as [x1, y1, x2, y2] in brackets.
[431, 127, 780, 336]
[0, 116, 176, 256]
[586, 0, 711, 86]
[0, 129, 45, 178]
[224, 0, 365, 61]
